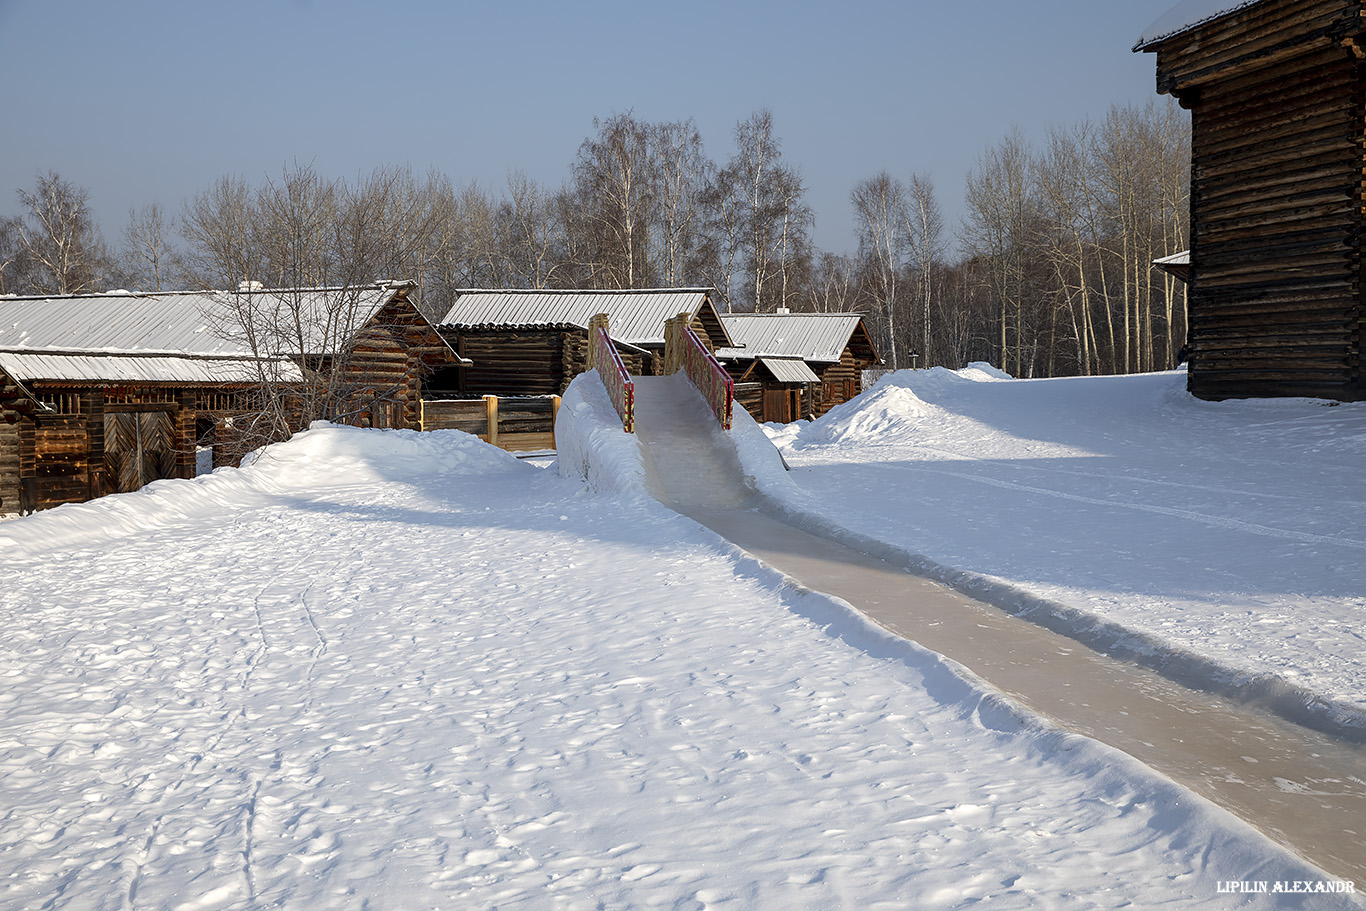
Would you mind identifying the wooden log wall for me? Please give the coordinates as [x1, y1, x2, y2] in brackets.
[0, 408, 20, 514]
[1152, 0, 1365, 399]
[815, 349, 865, 416]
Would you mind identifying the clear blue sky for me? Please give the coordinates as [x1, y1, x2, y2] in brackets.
[0, 0, 1182, 258]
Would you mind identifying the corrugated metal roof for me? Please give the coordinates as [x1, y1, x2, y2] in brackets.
[0, 283, 403, 357]
[439, 289, 714, 346]
[758, 357, 821, 384]
[0, 350, 302, 385]
[716, 313, 866, 364]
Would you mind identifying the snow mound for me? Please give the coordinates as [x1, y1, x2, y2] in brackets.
[0, 422, 519, 557]
[958, 361, 1012, 381]
[556, 371, 649, 498]
[804, 372, 933, 443]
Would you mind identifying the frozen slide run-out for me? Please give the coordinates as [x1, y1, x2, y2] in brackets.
[618, 373, 1366, 887]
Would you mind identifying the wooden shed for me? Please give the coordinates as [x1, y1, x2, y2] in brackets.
[1136, 0, 1366, 400]
[0, 281, 460, 513]
[715, 312, 880, 423]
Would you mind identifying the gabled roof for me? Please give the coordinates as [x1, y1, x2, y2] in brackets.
[715, 312, 875, 365]
[0, 280, 428, 384]
[439, 288, 731, 348]
[1134, 0, 1264, 50]
[757, 357, 822, 384]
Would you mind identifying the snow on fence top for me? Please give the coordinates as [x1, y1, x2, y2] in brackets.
[1135, 0, 1264, 49]
[591, 323, 634, 433]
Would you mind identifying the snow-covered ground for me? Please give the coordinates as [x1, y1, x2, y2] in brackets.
[756, 366, 1366, 739]
[0, 372, 1358, 908]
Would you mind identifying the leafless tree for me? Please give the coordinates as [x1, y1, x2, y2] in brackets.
[652, 119, 711, 287]
[121, 202, 178, 291]
[905, 173, 944, 365]
[727, 109, 813, 311]
[15, 171, 111, 295]
[571, 112, 657, 288]
[852, 172, 909, 368]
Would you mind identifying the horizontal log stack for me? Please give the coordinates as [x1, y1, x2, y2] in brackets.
[1140, 0, 1366, 400]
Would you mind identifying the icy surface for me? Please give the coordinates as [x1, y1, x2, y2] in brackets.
[758, 366, 1366, 735]
[0, 412, 1351, 908]
[1137, 0, 1263, 48]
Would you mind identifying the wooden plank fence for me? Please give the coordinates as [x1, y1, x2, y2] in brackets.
[421, 395, 561, 452]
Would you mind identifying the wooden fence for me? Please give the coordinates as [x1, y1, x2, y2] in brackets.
[421, 395, 561, 452]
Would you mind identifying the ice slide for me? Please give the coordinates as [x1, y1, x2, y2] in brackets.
[610, 372, 1366, 887]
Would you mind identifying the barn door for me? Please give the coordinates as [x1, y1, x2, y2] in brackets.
[104, 411, 177, 493]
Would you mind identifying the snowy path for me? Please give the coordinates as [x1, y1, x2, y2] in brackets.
[627, 374, 1366, 886]
[1, 423, 1352, 908]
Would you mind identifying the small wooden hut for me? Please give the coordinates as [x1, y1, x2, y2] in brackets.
[715, 312, 880, 422]
[1136, 0, 1366, 400]
[0, 281, 460, 513]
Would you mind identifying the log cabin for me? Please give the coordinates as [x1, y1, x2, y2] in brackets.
[714, 312, 880, 423]
[432, 288, 733, 397]
[1136, 0, 1366, 400]
[0, 280, 461, 513]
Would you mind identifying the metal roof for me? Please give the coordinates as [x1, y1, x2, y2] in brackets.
[0, 282, 405, 357]
[439, 289, 715, 346]
[0, 282, 411, 384]
[0, 350, 302, 385]
[716, 312, 867, 364]
[757, 357, 822, 384]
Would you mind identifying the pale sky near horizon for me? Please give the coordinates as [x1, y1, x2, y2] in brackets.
[0, 0, 1185, 259]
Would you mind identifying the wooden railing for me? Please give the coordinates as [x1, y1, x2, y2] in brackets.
[680, 325, 733, 430]
[592, 325, 635, 433]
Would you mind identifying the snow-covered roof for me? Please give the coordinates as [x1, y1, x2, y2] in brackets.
[0, 350, 301, 385]
[0, 281, 412, 384]
[1153, 251, 1191, 267]
[1135, 0, 1265, 50]
[757, 357, 822, 384]
[439, 289, 725, 347]
[715, 312, 870, 365]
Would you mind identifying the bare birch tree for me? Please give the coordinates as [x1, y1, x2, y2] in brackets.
[16, 171, 111, 295]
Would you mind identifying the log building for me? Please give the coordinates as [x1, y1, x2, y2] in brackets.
[0, 281, 460, 513]
[433, 288, 732, 397]
[1136, 0, 1366, 400]
[715, 312, 880, 423]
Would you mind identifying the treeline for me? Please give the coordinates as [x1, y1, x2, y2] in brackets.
[0, 103, 1188, 378]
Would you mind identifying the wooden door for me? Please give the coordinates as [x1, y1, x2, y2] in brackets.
[763, 387, 792, 423]
[105, 411, 177, 493]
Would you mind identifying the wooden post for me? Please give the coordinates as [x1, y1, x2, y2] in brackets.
[551, 394, 561, 449]
[587, 313, 611, 370]
[484, 394, 499, 447]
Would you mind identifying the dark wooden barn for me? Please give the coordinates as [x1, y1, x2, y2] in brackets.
[0, 281, 460, 513]
[1136, 0, 1366, 400]
[715, 312, 880, 423]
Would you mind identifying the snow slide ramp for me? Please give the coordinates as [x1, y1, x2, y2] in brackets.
[630, 374, 760, 512]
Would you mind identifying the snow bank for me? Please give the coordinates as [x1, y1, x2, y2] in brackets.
[3, 402, 1357, 907]
[759, 366, 1366, 739]
[0, 422, 520, 558]
[555, 370, 649, 497]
